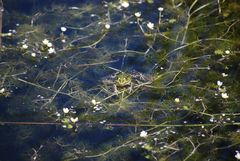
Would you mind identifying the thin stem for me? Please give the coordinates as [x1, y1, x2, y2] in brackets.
[0, 0, 3, 47]
[106, 122, 240, 127]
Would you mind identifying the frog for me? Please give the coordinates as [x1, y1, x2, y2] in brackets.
[114, 72, 133, 93]
[102, 71, 153, 95]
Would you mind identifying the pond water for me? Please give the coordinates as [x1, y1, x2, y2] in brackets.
[0, 0, 240, 161]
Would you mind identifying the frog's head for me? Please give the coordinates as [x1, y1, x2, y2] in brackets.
[115, 72, 132, 87]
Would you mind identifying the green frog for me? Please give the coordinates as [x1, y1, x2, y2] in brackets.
[102, 71, 153, 95]
[114, 72, 133, 93]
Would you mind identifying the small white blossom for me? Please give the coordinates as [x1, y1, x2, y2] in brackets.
[48, 48, 55, 54]
[63, 108, 69, 114]
[47, 42, 53, 47]
[140, 131, 148, 137]
[134, 12, 141, 18]
[60, 27, 67, 32]
[222, 73, 228, 77]
[42, 39, 49, 45]
[0, 88, 5, 93]
[209, 117, 214, 122]
[174, 98, 180, 103]
[121, 1, 129, 8]
[217, 80, 223, 87]
[69, 7, 79, 10]
[147, 22, 154, 30]
[70, 117, 79, 123]
[21, 44, 28, 49]
[93, 105, 102, 111]
[7, 33, 12, 36]
[31, 53, 36, 57]
[158, 7, 164, 11]
[218, 86, 226, 93]
[105, 23, 111, 29]
[195, 98, 202, 102]
[221, 93, 229, 99]
[235, 151, 240, 160]
[91, 99, 100, 105]
[100, 120, 106, 124]
[56, 112, 61, 117]
[225, 50, 230, 54]
[61, 39, 66, 43]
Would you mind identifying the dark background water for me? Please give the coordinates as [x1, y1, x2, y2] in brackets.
[0, 0, 240, 161]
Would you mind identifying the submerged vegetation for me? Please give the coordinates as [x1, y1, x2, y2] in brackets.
[0, 0, 240, 160]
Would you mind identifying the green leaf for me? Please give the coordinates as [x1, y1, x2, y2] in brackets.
[146, 0, 154, 4]
[214, 49, 223, 55]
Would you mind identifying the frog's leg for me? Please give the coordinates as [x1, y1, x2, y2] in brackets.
[129, 83, 133, 93]
[113, 84, 118, 94]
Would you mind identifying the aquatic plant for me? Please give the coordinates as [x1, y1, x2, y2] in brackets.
[0, 0, 240, 160]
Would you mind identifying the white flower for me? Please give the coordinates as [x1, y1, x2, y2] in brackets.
[61, 39, 66, 43]
[195, 98, 202, 102]
[140, 131, 148, 137]
[174, 98, 180, 103]
[70, 117, 79, 123]
[31, 53, 36, 57]
[134, 12, 141, 18]
[100, 120, 106, 124]
[158, 7, 164, 11]
[209, 117, 214, 122]
[91, 99, 100, 105]
[48, 48, 55, 54]
[218, 86, 226, 93]
[42, 39, 49, 45]
[121, 1, 129, 8]
[225, 50, 230, 54]
[147, 22, 154, 30]
[93, 105, 102, 111]
[60, 27, 67, 32]
[0, 88, 5, 93]
[47, 42, 53, 47]
[105, 23, 111, 29]
[217, 80, 223, 87]
[21, 44, 28, 49]
[7, 33, 12, 36]
[221, 93, 229, 99]
[235, 151, 240, 160]
[63, 108, 69, 114]
[69, 7, 79, 10]
[222, 73, 228, 77]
